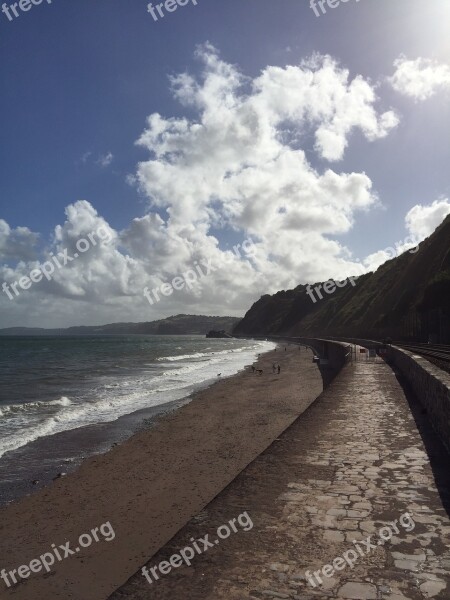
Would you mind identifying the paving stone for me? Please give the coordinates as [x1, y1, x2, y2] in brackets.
[391, 552, 426, 562]
[345, 530, 364, 541]
[322, 576, 339, 590]
[337, 581, 377, 599]
[359, 520, 376, 533]
[394, 559, 420, 571]
[419, 579, 447, 597]
[324, 529, 345, 542]
[347, 509, 370, 518]
[340, 519, 360, 530]
[327, 508, 347, 516]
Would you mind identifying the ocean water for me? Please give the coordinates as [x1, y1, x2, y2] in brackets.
[0, 335, 274, 503]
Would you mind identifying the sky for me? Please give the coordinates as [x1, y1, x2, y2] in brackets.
[0, 0, 449, 328]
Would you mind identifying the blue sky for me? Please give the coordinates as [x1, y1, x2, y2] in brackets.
[0, 0, 449, 327]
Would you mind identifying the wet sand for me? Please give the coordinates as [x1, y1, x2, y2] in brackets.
[0, 345, 322, 600]
[0, 396, 192, 507]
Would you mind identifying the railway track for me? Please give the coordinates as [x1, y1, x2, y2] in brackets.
[394, 342, 450, 373]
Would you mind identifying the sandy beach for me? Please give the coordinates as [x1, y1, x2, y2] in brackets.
[0, 345, 322, 600]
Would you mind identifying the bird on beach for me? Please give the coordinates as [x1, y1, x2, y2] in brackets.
[217, 373, 222, 377]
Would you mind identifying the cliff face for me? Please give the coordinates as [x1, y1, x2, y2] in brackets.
[234, 216, 450, 342]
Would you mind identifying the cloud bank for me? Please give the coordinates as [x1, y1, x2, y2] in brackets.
[1, 46, 447, 327]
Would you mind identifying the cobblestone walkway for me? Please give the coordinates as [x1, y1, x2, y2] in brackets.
[110, 356, 450, 600]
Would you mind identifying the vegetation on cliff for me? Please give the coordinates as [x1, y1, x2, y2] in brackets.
[234, 216, 450, 342]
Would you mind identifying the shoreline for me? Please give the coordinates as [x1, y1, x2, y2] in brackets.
[0, 339, 275, 507]
[0, 395, 191, 507]
[0, 345, 323, 600]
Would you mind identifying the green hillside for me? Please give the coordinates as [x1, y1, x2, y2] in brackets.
[234, 215, 450, 342]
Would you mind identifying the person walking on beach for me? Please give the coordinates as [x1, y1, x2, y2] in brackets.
[277, 365, 281, 374]
[272, 363, 276, 373]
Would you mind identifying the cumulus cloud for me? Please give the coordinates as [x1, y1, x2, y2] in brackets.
[0, 46, 405, 327]
[133, 44, 396, 276]
[405, 198, 450, 239]
[389, 56, 450, 101]
[0, 221, 39, 262]
[1, 202, 130, 303]
[0, 200, 264, 326]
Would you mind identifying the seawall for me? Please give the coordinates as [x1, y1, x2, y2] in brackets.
[386, 345, 450, 454]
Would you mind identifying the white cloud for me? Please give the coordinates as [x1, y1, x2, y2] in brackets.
[80, 151, 114, 167]
[0, 220, 39, 262]
[97, 152, 114, 167]
[134, 45, 395, 264]
[0, 46, 405, 327]
[3, 196, 447, 328]
[389, 56, 450, 101]
[405, 198, 450, 239]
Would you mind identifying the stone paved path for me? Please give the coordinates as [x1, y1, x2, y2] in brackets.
[110, 354, 450, 600]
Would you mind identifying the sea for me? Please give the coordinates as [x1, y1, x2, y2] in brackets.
[0, 334, 275, 505]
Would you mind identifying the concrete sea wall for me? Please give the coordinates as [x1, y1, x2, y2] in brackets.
[386, 345, 450, 454]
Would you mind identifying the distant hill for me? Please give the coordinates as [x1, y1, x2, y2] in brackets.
[0, 314, 241, 336]
[234, 215, 450, 343]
